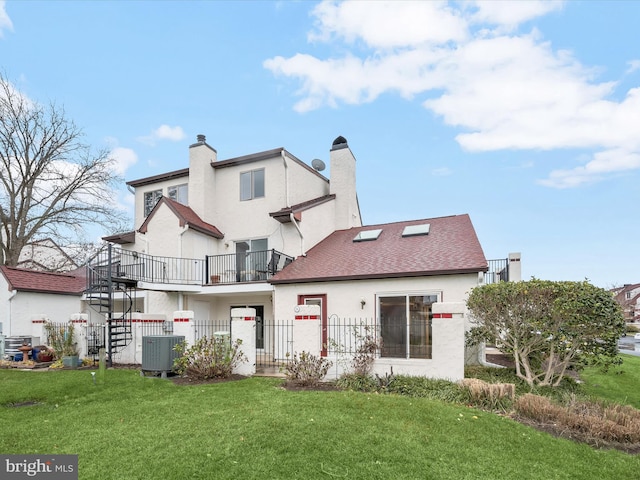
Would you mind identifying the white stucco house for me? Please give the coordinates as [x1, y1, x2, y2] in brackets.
[3, 134, 520, 380]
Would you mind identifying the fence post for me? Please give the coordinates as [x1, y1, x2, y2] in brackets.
[231, 308, 256, 376]
[70, 313, 88, 359]
[431, 302, 465, 381]
[292, 305, 321, 357]
[31, 315, 48, 348]
[173, 310, 195, 347]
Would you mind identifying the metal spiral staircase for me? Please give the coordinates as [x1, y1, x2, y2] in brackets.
[86, 244, 136, 366]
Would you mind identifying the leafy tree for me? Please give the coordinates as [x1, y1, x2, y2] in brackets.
[466, 279, 625, 387]
[0, 74, 127, 266]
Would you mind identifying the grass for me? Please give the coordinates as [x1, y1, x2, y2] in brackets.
[1, 368, 639, 479]
[579, 354, 640, 409]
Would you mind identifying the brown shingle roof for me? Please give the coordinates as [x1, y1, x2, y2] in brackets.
[270, 214, 487, 284]
[138, 197, 224, 239]
[0, 266, 87, 295]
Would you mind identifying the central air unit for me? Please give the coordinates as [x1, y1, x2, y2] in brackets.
[141, 335, 185, 378]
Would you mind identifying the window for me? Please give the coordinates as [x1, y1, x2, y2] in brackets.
[379, 294, 438, 359]
[402, 224, 430, 237]
[168, 184, 188, 205]
[240, 169, 265, 201]
[144, 189, 162, 216]
[353, 229, 382, 242]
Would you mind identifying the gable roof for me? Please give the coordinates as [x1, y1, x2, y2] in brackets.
[138, 197, 224, 239]
[0, 265, 87, 295]
[270, 214, 487, 284]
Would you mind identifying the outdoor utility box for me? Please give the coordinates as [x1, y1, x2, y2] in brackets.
[141, 335, 185, 378]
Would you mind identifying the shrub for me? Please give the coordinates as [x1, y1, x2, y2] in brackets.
[282, 351, 333, 387]
[386, 375, 467, 403]
[173, 336, 247, 380]
[336, 373, 378, 392]
[459, 378, 515, 412]
[514, 393, 640, 445]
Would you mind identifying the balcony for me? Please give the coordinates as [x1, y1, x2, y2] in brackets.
[89, 247, 293, 287]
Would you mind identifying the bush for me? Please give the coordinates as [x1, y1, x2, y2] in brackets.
[386, 375, 467, 403]
[282, 351, 333, 387]
[336, 373, 378, 392]
[459, 378, 515, 412]
[514, 393, 640, 445]
[173, 336, 247, 380]
[625, 324, 639, 334]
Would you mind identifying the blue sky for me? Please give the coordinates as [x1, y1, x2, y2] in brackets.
[1, 0, 638, 288]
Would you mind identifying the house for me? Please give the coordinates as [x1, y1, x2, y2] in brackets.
[611, 283, 640, 324]
[3, 134, 518, 380]
[0, 265, 87, 358]
[17, 238, 79, 272]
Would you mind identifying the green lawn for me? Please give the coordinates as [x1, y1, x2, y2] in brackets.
[1, 367, 639, 479]
[579, 353, 640, 408]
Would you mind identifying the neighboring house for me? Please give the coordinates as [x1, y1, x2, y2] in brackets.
[0, 265, 86, 338]
[612, 283, 640, 323]
[17, 238, 79, 272]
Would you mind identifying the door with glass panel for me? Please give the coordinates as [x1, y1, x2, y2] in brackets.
[235, 239, 267, 281]
[379, 295, 437, 359]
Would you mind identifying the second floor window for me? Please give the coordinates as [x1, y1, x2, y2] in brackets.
[144, 189, 162, 216]
[168, 184, 188, 205]
[240, 169, 265, 201]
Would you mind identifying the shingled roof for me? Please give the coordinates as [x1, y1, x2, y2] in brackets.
[270, 214, 487, 284]
[0, 266, 87, 295]
[138, 197, 224, 239]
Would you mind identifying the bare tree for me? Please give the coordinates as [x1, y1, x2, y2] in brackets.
[0, 74, 128, 266]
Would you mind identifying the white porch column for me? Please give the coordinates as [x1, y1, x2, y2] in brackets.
[231, 308, 256, 376]
[509, 252, 522, 282]
[292, 304, 321, 357]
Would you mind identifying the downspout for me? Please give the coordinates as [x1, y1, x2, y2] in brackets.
[290, 213, 305, 256]
[282, 150, 289, 207]
[7, 289, 17, 336]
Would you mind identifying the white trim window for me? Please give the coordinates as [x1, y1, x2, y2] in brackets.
[168, 183, 188, 205]
[378, 294, 438, 359]
[144, 189, 162, 216]
[240, 168, 265, 201]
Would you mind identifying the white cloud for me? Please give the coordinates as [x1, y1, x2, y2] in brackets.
[265, 0, 640, 188]
[137, 124, 185, 145]
[0, 1, 13, 38]
[109, 147, 138, 176]
[626, 60, 640, 74]
[539, 149, 640, 188]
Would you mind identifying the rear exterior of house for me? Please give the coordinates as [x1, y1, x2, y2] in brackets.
[2, 134, 520, 379]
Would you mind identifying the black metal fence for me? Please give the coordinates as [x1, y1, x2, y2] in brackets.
[485, 258, 509, 284]
[89, 245, 294, 287]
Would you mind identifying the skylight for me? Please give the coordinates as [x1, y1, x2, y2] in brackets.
[402, 224, 430, 237]
[353, 229, 382, 242]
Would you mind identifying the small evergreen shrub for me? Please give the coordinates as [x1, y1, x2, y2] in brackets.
[282, 351, 333, 387]
[173, 336, 247, 380]
[335, 373, 378, 392]
[386, 375, 467, 403]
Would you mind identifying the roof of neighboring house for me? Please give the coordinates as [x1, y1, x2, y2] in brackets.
[270, 214, 488, 284]
[269, 194, 336, 223]
[0, 265, 87, 295]
[138, 197, 224, 239]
